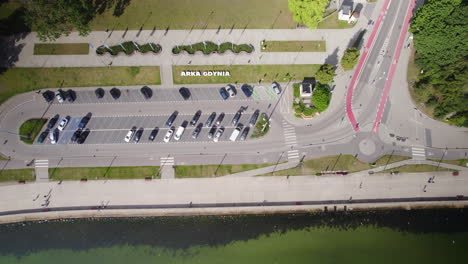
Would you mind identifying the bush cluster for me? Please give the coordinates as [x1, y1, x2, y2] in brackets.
[96, 42, 161, 55]
[172, 41, 254, 55]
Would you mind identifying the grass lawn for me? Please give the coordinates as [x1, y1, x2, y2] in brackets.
[262, 155, 371, 176]
[0, 66, 161, 105]
[251, 113, 270, 138]
[33, 43, 89, 55]
[372, 155, 411, 167]
[407, 48, 434, 117]
[173, 65, 320, 84]
[89, 0, 296, 30]
[317, 13, 355, 29]
[175, 163, 274, 178]
[379, 165, 453, 174]
[0, 169, 35, 182]
[49, 166, 160, 181]
[262, 41, 326, 52]
[0, 154, 9, 160]
[19, 119, 47, 144]
[428, 159, 468, 167]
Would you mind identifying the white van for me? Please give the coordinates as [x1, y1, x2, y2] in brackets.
[229, 127, 242, 142]
[173, 126, 185, 141]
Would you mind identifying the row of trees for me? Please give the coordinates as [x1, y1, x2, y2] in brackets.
[409, 0, 467, 127]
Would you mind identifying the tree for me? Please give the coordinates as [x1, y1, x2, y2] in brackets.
[409, 0, 468, 125]
[288, 0, 329, 29]
[312, 83, 331, 112]
[25, 0, 94, 41]
[316, 64, 336, 84]
[340, 48, 360, 71]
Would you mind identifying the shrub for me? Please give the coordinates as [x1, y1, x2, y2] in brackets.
[172, 41, 254, 54]
[302, 107, 317, 116]
[293, 83, 300, 98]
[341, 47, 360, 71]
[316, 64, 336, 84]
[96, 42, 161, 55]
[312, 84, 331, 112]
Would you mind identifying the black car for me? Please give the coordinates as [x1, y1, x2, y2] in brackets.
[179, 87, 191, 100]
[241, 84, 253, 97]
[192, 123, 203, 139]
[133, 127, 144, 143]
[190, 110, 202, 126]
[42, 90, 55, 103]
[205, 112, 216, 127]
[219, 87, 229, 100]
[249, 110, 260, 126]
[78, 112, 92, 129]
[215, 112, 225, 126]
[95, 88, 105, 99]
[149, 127, 159, 141]
[71, 129, 82, 142]
[140, 86, 153, 99]
[110, 88, 121, 100]
[77, 129, 90, 144]
[208, 125, 217, 139]
[47, 114, 60, 129]
[165, 111, 178, 127]
[37, 129, 49, 143]
[231, 111, 242, 126]
[240, 127, 250, 141]
[65, 89, 76, 102]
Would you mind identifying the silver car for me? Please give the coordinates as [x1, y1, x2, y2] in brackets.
[272, 82, 281, 95]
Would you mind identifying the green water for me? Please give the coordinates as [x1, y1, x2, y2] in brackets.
[0, 210, 467, 263]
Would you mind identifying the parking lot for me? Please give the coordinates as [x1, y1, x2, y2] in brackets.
[36, 111, 260, 145]
[50, 85, 279, 105]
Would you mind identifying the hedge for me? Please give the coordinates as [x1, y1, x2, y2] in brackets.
[172, 41, 254, 55]
[96, 42, 162, 55]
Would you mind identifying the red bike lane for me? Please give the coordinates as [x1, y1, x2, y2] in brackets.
[372, 0, 415, 134]
[346, 0, 392, 132]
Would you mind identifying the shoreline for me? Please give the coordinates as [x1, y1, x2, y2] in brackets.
[1, 200, 467, 225]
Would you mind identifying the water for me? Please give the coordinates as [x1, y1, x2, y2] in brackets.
[0, 209, 467, 263]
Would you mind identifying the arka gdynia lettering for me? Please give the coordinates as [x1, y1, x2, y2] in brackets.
[180, 71, 230, 77]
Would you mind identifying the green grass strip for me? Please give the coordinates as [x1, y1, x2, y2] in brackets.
[175, 163, 274, 178]
[261, 41, 326, 52]
[19, 119, 47, 144]
[49, 166, 161, 181]
[0, 169, 35, 182]
[34, 43, 89, 55]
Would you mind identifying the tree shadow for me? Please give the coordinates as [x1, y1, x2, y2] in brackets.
[113, 0, 131, 17]
[346, 28, 367, 50]
[0, 7, 30, 36]
[325, 47, 339, 65]
[0, 33, 27, 74]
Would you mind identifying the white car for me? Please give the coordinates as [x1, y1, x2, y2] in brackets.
[226, 85, 236, 97]
[163, 128, 174, 143]
[213, 127, 225, 142]
[49, 130, 57, 144]
[173, 126, 185, 141]
[272, 82, 281, 95]
[124, 127, 136, 143]
[57, 116, 70, 131]
[55, 90, 64, 103]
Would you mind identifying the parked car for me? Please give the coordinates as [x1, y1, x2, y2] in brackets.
[215, 112, 225, 126]
[249, 110, 260, 126]
[240, 127, 250, 141]
[231, 110, 242, 126]
[55, 90, 64, 103]
[213, 126, 225, 142]
[49, 128, 59, 144]
[219, 87, 229, 100]
[124, 126, 137, 142]
[71, 128, 82, 142]
[192, 123, 203, 139]
[190, 110, 202, 126]
[65, 89, 76, 102]
[229, 124, 244, 142]
[208, 125, 217, 139]
[173, 125, 185, 141]
[37, 129, 49, 144]
[78, 112, 92, 129]
[140, 86, 153, 99]
[47, 114, 60, 129]
[77, 129, 90, 144]
[42, 90, 55, 103]
[163, 127, 175, 143]
[110, 88, 121, 100]
[241, 84, 253, 97]
[149, 127, 159, 141]
[272, 82, 281, 95]
[165, 111, 178, 127]
[133, 127, 144, 143]
[179, 87, 191, 100]
[57, 116, 70, 131]
[205, 112, 216, 127]
[95, 88, 105, 99]
[226, 85, 236, 97]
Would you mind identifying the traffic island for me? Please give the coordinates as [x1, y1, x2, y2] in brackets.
[251, 113, 270, 138]
[18, 119, 47, 144]
[172, 42, 254, 55]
